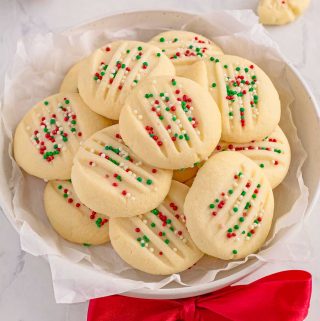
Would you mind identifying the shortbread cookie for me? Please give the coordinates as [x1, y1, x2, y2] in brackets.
[59, 60, 84, 93]
[184, 55, 281, 143]
[71, 124, 172, 217]
[78, 41, 175, 120]
[185, 152, 274, 260]
[258, 0, 310, 25]
[149, 30, 223, 76]
[119, 76, 221, 169]
[44, 180, 109, 245]
[109, 181, 203, 275]
[14, 93, 112, 180]
[213, 126, 291, 188]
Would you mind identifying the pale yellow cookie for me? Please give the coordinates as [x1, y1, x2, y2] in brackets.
[119, 76, 221, 169]
[78, 41, 175, 120]
[258, 0, 310, 25]
[213, 126, 291, 188]
[14, 93, 112, 180]
[71, 124, 173, 217]
[59, 60, 84, 93]
[149, 30, 223, 76]
[109, 181, 203, 275]
[44, 180, 109, 245]
[185, 152, 274, 260]
[183, 56, 281, 143]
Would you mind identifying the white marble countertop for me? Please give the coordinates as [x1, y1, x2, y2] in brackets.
[0, 0, 319, 320]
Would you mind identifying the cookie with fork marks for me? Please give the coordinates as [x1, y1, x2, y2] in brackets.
[44, 180, 110, 245]
[119, 76, 221, 169]
[109, 180, 203, 275]
[184, 55, 281, 143]
[185, 151, 274, 260]
[14, 93, 112, 180]
[71, 124, 173, 217]
[78, 40, 175, 120]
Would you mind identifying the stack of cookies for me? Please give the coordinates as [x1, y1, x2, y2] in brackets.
[13, 31, 291, 275]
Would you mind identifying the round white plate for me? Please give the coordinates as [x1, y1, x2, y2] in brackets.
[20, 10, 320, 300]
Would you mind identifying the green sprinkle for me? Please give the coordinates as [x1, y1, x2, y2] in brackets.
[247, 232, 252, 237]
[215, 58, 220, 63]
[50, 119, 55, 124]
[215, 199, 219, 203]
[159, 37, 165, 42]
[233, 207, 238, 213]
[121, 63, 126, 69]
[95, 218, 102, 228]
[210, 56, 215, 61]
[138, 46, 143, 51]
[146, 179, 153, 185]
[209, 204, 215, 209]
[151, 222, 156, 228]
[211, 82, 217, 88]
[170, 226, 174, 232]
[172, 116, 177, 121]
[257, 184, 261, 188]
[244, 67, 249, 73]
[58, 185, 63, 189]
[156, 53, 161, 57]
[234, 225, 239, 230]
[159, 115, 164, 120]
[126, 49, 130, 53]
[164, 239, 170, 244]
[44, 101, 49, 106]
[232, 249, 238, 255]
[137, 177, 143, 182]
[252, 194, 257, 199]
[260, 163, 265, 168]
[83, 243, 91, 247]
[224, 64, 228, 69]
[136, 55, 141, 60]
[65, 99, 70, 104]
[228, 228, 233, 233]
[166, 219, 172, 224]
[71, 128, 76, 132]
[239, 217, 245, 222]
[241, 191, 246, 196]
[228, 189, 233, 194]
[171, 79, 177, 86]
[151, 209, 159, 215]
[236, 67, 241, 71]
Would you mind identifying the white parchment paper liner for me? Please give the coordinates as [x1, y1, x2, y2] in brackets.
[0, 10, 309, 303]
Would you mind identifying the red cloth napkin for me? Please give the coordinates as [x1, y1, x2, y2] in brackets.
[87, 270, 312, 321]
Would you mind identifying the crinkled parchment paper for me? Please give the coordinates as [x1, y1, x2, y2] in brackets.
[0, 10, 309, 303]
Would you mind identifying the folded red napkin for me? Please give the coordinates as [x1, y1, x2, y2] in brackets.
[87, 270, 311, 321]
